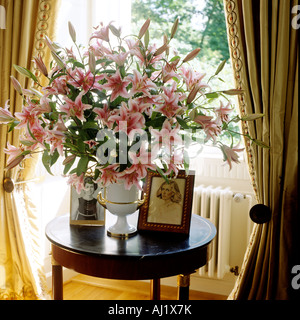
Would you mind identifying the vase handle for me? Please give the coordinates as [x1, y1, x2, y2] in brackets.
[97, 192, 107, 209]
[97, 192, 145, 209]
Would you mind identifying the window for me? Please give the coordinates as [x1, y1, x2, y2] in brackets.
[130, 0, 243, 154]
[55, 0, 132, 48]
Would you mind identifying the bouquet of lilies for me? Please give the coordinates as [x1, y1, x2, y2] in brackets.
[0, 19, 265, 193]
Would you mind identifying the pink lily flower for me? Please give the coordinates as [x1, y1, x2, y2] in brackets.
[15, 101, 40, 130]
[38, 96, 52, 114]
[101, 69, 130, 102]
[88, 40, 112, 59]
[44, 75, 70, 96]
[150, 119, 182, 154]
[61, 92, 92, 121]
[220, 144, 244, 170]
[128, 70, 157, 98]
[84, 139, 98, 149]
[194, 115, 221, 142]
[0, 100, 15, 124]
[53, 115, 68, 132]
[67, 68, 105, 93]
[161, 60, 179, 83]
[117, 168, 143, 191]
[179, 66, 209, 91]
[109, 100, 145, 134]
[164, 149, 184, 176]
[45, 129, 66, 156]
[155, 82, 186, 118]
[125, 38, 139, 51]
[107, 52, 129, 66]
[128, 143, 156, 172]
[96, 164, 119, 187]
[131, 44, 162, 68]
[94, 103, 116, 129]
[24, 122, 48, 150]
[215, 101, 234, 124]
[134, 95, 161, 117]
[65, 47, 77, 60]
[4, 142, 25, 164]
[127, 98, 149, 114]
[90, 22, 110, 42]
[67, 173, 85, 194]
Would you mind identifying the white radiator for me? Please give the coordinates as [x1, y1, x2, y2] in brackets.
[192, 185, 254, 279]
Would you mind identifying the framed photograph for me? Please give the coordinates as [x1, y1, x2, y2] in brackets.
[70, 175, 105, 226]
[138, 170, 195, 235]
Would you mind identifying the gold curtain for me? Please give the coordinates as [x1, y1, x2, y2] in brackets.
[0, 0, 60, 300]
[224, 0, 298, 300]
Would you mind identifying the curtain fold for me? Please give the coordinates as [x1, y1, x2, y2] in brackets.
[224, 0, 298, 300]
[0, 0, 60, 300]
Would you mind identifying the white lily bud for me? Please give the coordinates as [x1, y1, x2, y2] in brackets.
[89, 51, 96, 73]
[68, 21, 76, 42]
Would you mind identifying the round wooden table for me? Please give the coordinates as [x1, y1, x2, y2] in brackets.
[45, 213, 216, 300]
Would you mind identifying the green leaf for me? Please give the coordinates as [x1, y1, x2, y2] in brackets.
[170, 55, 180, 62]
[214, 59, 227, 76]
[136, 62, 141, 73]
[93, 168, 100, 181]
[42, 150, 53, 175]
[188, 109, 197, 121]
[21, 150, 32, 157]
[73, 61, 85, 69]
[251, 139, 270, 148]
[49, 72, 67, 84]
[20, 140, 35, 147]
[63, 155, 76, 175]
[183, 150, 190, 175]
[156, 166, 169, 184]
[76, 156, 89, 176]
[77, 139, 86, 153]
[27, 122, 37, 141]
[146, 116, 166, 129]
[176, 116, 190, 129]
[82, 121, 99, 130]
[50, 149, 60, 166]
[63, 142, 80, 152]
[69, 168, 77, 175]
[8, 120, 20, 132]
[205, 92, 219, 99]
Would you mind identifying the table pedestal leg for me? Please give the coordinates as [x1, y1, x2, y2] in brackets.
[150, 279, 160, 300]
[177, 274, 190, 300]
[51, 254, 63, 300]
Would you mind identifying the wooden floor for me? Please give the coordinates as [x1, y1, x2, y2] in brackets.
[60, 274, 227, 300]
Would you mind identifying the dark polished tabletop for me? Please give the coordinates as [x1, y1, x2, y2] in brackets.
[46, 213, 216, 300]
[46, 213, 216, 259]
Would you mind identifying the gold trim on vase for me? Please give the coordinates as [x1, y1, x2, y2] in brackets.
[106, 229, 138, 239]
[97, 192, 145, 209]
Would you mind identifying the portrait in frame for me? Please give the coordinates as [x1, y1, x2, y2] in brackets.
[138, 170, 195, 235]
[70, 175, 105, 226]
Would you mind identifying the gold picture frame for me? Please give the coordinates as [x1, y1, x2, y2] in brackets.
[138, 170, 195, 235]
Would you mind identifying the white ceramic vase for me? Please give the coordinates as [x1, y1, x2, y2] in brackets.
[97, 182, 144, 238]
